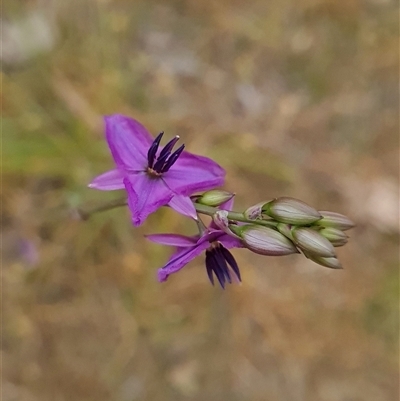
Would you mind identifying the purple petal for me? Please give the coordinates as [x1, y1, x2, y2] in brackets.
[168, 195, 198, 220]
[219, 197, 235, 211]
[105, 115, 153, 170]
[146, 233, 198, 247]
[162, 151, 225, 195]
[88, 169, 125, 190]
[124, 173, 174, 226]
[218, 233, 243, 249]
[157, 241, 210, 282]
[196, 230, 225, 245]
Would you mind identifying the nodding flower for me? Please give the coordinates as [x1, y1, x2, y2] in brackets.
[146, 198, 243, 288]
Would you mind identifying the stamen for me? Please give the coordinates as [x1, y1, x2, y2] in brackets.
[220, 246, 241, 281]
[162, 144, 185, 173]
[205, 248, 226, 288]
[153, 153, 170, 173]
[148, 132, 185, 174]
[215, 247, 232, 284]
[158, 136, 180, 161]
[211, 252, 226, 288]
[205, 251, 215, 285]
[147, 132, 164, 168]
[153, 137, 180, 172]
[205, 244, 241, 288]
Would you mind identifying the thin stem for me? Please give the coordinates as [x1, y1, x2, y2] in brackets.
[193, 203, 278, 228]
[76, 197, 128, 220]
[77, 196, 278, 228]
[195, 216, 208, 235]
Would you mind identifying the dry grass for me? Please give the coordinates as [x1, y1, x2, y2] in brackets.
[3, 0, 399, 400]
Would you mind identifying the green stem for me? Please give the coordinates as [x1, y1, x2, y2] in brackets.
[77, 197, 278, 228]
[193, 203, 278, 228]
[76, 197, 128, 220]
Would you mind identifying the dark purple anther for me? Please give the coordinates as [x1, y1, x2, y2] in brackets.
[205, 245, 240, 289]
[158, 136, 180, 161]
[147, 131, 164, 168]
[206, 249, 228, 287]
[153, 152, 170, 172]
[149, 134, 185, 174]
[205, 251, 215, 285]
[220, 246, 241, 281]
[162, 144, 185, 173]
[217, 247, 233, 284]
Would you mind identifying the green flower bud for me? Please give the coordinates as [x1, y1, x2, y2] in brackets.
[263, 197, 322, 225]
[231, 224, 299, 256]
[318, 227, 348, 247]
[303, 252, 343, 269]
[292, 227, 336, 258]
[195, 190, 235, 207]
[314, 211, 355, 231]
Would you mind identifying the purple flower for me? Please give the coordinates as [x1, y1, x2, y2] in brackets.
[89, 115, 225, 225]
[147, 199, 243, 288]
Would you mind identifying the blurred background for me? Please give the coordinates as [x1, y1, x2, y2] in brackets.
[2, 0, 399, 400]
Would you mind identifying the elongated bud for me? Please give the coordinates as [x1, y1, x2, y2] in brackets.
[195, 190, 235, 207]
[292, 227, 336, 257]
[263, 197, 322, 225]
[318, 227, 348, 247]
[230, 224, 299, 256]
[303, 251, 343, 269]
[314, 211, 355, 231]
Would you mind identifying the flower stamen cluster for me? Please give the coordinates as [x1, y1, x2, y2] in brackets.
[205, 243, 241, 288]
[146, 132, 185, 176]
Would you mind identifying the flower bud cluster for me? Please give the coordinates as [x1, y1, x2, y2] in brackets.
[236, 197, 354, 269]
